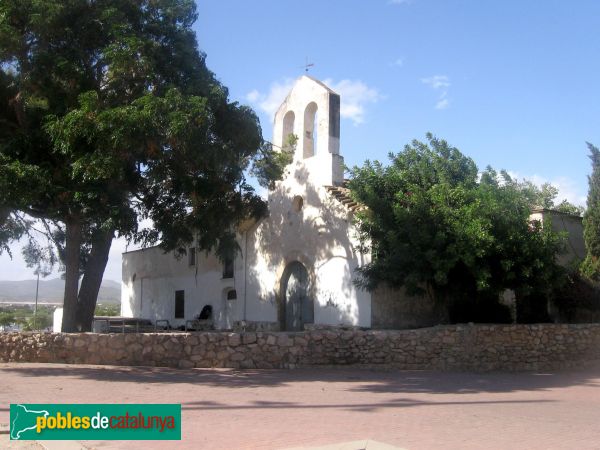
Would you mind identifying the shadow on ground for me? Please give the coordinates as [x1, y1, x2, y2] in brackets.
[179, 397, 557, 412]
[1, 362, 599, 396]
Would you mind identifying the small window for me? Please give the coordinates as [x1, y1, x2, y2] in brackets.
[175, 290, 185, 319]
[223, 256, 234, 279]
[188, 247, 196, 266]
[227, 289, 237, 301]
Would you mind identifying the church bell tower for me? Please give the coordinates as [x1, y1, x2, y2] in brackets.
[272, 76, 344, 187]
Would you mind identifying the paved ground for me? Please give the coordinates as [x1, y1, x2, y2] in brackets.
[0, 363, 599, 450]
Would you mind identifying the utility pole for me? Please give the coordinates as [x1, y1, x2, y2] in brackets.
[34, 270, 39, 330]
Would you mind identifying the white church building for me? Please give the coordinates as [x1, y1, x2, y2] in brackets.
[121, 76, 373, 331]
[120, 76, 589, 331]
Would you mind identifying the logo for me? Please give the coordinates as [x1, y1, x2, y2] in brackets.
[10, 404, 181, 440]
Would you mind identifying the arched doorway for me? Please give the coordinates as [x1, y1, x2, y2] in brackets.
[281, 261, 313, 331]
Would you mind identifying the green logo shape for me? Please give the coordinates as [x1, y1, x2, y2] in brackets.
[10, 404, 181, 440]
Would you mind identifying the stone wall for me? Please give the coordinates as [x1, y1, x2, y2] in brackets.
[2, 324, 600, 371]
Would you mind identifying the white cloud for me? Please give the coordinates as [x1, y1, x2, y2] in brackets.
[246, 78, 383, 126]
[422, 75, 451, 110]
[507, 172, 586, 207]
[388, 0, 411, 4]
[421, 75, 450, 90]
[539, 176, 586, 207]
[390, 58, 404, 67]
[323, 78, 383, 125]
[435, 98, 450, 110]
[245, 78, 296, 118]
[246, 89, 260, 103]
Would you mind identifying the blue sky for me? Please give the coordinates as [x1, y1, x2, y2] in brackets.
[2, 0, 600, 282]
[195, 0, 600, 199]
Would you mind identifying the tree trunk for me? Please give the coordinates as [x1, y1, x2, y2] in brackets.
[61, 218, 82, 332]
[75, 228, 114, 331]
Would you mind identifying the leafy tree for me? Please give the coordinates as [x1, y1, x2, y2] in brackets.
[19, 310, 52, 331]
[0, 1, 289, 331]
[348, 134, 565, 322]
[554, 200, 585, 216]
[514, 179, 584, 216]
[94, 303, 120, 317]
[0, 311, 15, 327]
[0, 208, 31, 256]
[552, 271, 600, 322]
[581, 143, 600, 280]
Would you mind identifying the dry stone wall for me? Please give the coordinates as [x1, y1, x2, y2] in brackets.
[1, 324, 600, 371]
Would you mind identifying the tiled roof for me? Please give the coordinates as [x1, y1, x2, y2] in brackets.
[530, 207, 583, 219]
[324, 182, 363, 212]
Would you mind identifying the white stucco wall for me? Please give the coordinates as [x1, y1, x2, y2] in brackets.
[242, 172, 371, 328]
[122, 246, 238, 329]
[530, 209, 586, 267]
[53, 307, 63, 333]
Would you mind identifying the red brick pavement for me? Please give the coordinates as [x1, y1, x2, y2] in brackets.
[0, 363, 599, 450]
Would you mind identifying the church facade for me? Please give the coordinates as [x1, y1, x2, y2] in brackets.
[121, 76, 372, 331]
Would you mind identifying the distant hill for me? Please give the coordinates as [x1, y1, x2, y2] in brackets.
[0, 278, 120, 304]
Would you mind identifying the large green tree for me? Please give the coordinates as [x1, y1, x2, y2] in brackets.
[348, 134, 565, 322]
[0, 0, 288, 331]
[515, 179, 584, 216]
[581, 143, 600, 280]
